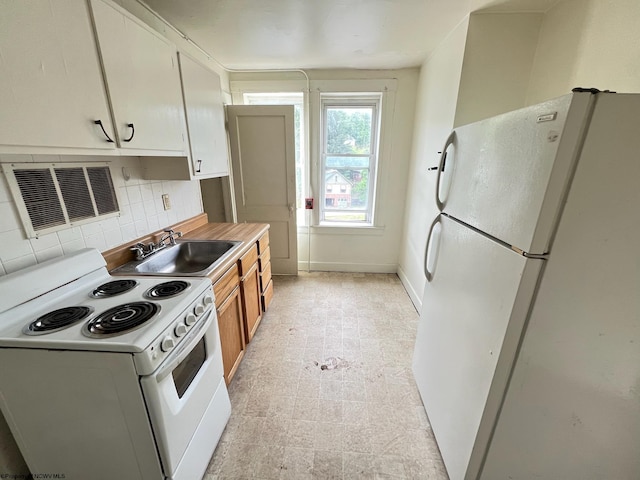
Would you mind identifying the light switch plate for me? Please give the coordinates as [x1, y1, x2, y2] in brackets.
[162, 194, 171, 211]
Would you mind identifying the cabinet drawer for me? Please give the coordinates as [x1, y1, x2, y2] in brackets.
[259, 246, 271, 271]
[213, 263, 239, 306]
[262, 279, 274, 312]
[260, 261, 272, 292]
[257, 232, 270, 255]
[238, 244, 258, 277]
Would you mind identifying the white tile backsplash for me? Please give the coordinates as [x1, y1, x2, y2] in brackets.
[0, 156, 204, 274]
[103, 228, 124, 250]
[61, 239, 87, 255]
[84, 232, 107, 251]
[56, 226, 83, 244]
[140, 183, 154, 203]
[29, 232, 60, 252]
[126, 184, 143, 204]
[0, 202, 21, 233]
[80, 221, 103, 237]
[0, 230, 33, 262]
[117, 186, 130, 206]
[131, 202, 146, 221]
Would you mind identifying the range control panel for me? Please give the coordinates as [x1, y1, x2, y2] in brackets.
[135, 286, 215, 375]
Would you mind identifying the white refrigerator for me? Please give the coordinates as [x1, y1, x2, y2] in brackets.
[412, 90, 640, 480]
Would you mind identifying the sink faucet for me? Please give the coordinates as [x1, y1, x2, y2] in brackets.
[159, 229, 182, 247]
[129, 230, 182, 261]
[130, 242, 154, 261]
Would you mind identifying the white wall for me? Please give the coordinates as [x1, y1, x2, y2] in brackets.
[305, 69, 419, 273]
[397, 17, 470, 308]
[398, 0, 640, 310]
[455, 13, 543, 126]
[527, 0, 640, 104]
[0, 154, 203, 276]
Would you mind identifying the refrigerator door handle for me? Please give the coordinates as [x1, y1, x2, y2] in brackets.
[436, 131, 456, 211]
[424, 213, 443, 282]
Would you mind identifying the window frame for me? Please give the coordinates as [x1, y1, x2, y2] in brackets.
[319, 94, 382, 226]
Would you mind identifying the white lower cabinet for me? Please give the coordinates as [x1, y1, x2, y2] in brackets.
[90, 0, 188, 155]
[0, 0, 116, 153]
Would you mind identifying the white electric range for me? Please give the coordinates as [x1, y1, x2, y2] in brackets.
[0, 248, 230, 480]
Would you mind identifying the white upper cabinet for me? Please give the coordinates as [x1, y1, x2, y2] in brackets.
[90, 0, 188, 155]
[179, 53, 229, 178]
[0, 0, 116, 153]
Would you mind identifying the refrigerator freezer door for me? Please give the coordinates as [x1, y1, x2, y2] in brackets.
[480, 93, 640, 480]
[412, 215, 543, 480]
[440, 93, 593, 254]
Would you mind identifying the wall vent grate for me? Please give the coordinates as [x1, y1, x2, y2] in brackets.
[2, 163, 120, 239]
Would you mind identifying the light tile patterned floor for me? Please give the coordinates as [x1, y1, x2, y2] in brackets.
[205, 272, 449, 479]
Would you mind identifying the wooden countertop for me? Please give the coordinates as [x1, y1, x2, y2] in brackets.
[103, 213, 269, 285]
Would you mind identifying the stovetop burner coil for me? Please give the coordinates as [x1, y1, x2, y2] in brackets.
[24, 306, 94, 335]
[83, 302, 160, 338]
[145, 281, 190, 299]
[91, 279, 139, 298]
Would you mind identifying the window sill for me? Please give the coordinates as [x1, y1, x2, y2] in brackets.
[297, 224, 385, 236]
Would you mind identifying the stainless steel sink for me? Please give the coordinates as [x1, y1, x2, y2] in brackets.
[111, 239, 242, 277]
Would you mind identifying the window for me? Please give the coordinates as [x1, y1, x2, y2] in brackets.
[320, 94, 381, 224]
[2, 163, 120, 238]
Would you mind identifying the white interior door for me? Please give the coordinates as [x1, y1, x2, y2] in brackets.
[227, 105, 297, 275]
[413, 215, 543, 480]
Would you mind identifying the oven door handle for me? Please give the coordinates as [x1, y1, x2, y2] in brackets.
[153, 309, 214, 382]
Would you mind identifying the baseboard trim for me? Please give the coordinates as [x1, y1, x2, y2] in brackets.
[397, 265, 422, 313]
[297, 261, 397, 274]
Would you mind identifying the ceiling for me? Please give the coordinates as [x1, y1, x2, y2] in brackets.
[141, 0, 560, 70]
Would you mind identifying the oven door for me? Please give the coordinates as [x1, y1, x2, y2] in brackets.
[140, 307, 225, 478]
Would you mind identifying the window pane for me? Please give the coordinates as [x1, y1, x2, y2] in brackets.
[326, 107, 372, 154]
[324, 167, 369, 211]
[326, 156, 370, 168]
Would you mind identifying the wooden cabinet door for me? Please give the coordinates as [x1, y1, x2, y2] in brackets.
[90, 0, 187, 154]
[0, 0, 115, 152]
[178, 53, 229, 179]
[241, 262, 263, 343]
[216, 286, 245, 384]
